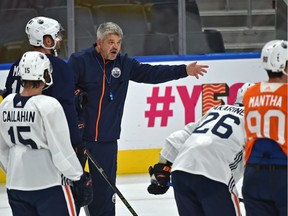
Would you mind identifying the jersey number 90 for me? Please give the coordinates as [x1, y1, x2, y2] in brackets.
[246, 110, 286, 145]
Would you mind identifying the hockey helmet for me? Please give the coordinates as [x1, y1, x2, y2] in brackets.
[261, 40, 288, 74]
[19, 51, 53, 88]
[235, 82, 254, 105]
[25, 16, 63, 49]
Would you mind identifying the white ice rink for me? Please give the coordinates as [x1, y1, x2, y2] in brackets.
[0, 174, 246, 216]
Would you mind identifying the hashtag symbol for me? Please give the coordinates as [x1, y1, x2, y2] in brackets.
[145, 86, 175, 127]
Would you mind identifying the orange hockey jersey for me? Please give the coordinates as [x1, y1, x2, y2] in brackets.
[243, 82, 288, 163]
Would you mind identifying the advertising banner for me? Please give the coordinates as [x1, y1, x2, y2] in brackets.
[119, 58, 267, 151]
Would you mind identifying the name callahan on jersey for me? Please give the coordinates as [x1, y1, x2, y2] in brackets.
[2, 110, 36, 122]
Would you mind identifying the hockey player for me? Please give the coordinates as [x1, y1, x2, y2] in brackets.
[147, 83, 254, 216]
[3, 16, 84, 149]
[68, 21, 209, 216]
[0, 51, 83, 216]
[2, 15, 87, 174]
[242, 40, 287, 216]
[2, 17, 92, 214]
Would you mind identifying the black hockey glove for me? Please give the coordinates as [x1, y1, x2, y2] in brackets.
[74, 88, 89, 114]
[74, 142, 87, 169]
[147, 163, 171, 195]
[72, 172, 93, 207]
[75, 88, 88, 137]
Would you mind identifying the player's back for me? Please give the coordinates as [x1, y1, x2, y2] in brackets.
[0, 93, 73, 190]
[172, 104, 245, 185]
[4, 54, 82, 148]
[4, 55, 73, 99]
[243, 82, 287, 164]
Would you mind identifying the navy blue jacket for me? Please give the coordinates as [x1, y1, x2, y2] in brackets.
[68, 46, 188, 142]
[4, 54, 82, 148]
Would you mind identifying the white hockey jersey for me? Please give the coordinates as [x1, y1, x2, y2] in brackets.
[0, 93, 83, 191]
[161, 104, 246, 191]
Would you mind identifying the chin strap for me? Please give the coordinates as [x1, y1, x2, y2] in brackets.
[53, 49, 58, 57]
[41, 38, 60, 56]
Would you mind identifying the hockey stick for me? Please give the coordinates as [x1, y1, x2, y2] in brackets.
[83, 206, 90, 216]
[85, 149, 138, 216]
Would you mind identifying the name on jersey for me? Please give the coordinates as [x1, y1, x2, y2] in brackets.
[13, 65, 20, 76]
[248, 95, 282, 107]
[212, 105, 244, 116]
[2, 110, 35, 122]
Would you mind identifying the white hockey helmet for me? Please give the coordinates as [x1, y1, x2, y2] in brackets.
[235, 82, 254, 105]
[25, 16, 63, 49]
[261, 40, 288, 74]
[19, 51, 53, 88]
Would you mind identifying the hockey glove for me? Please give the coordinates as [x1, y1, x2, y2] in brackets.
[72, 172, 93, 207]
[74, 142, 88, 169]
[75, 88, 88, 136]
[74, 88, 89, 114]
[147, 163, 171, 195]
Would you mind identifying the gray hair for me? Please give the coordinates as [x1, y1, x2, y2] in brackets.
[97, 22, 123, 41]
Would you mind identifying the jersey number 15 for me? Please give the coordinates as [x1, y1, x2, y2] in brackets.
[8, 126, 38, 149]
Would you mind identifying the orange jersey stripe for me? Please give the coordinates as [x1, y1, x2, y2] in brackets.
[63, 185, 77, 216]
[243, 82, 288, 163]
[231, 191, 241, 216]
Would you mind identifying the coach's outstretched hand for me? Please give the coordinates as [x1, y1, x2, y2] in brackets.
[72, 172, 93, 207]
[147, 163, 171, 195]
[186, 61, 209, 79]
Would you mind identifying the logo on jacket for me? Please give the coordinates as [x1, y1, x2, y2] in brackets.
[111, 67, 121, 78]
